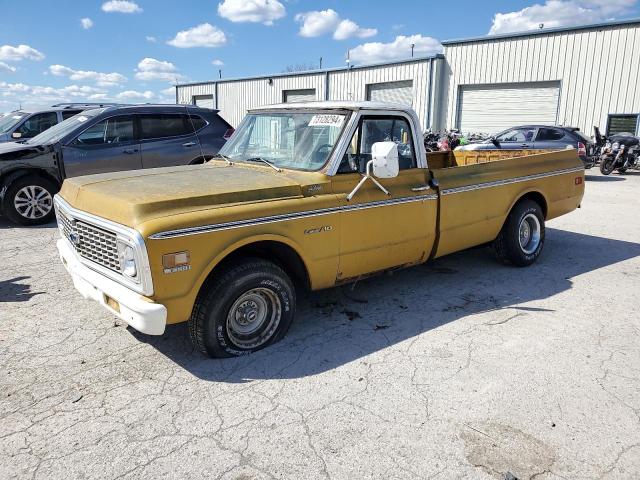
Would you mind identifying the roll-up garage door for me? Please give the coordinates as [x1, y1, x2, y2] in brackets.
[193, 95, 214, 109]
[283, 89, 316, 103]
[367, 80, 413, 106]
[458, 82, 560, 135]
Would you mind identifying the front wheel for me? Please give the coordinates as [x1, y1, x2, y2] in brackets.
[189, 258, 296, 358]
[600, 158, 616, 175]
[493, 199, 545, 267]
[3, 175, 58, 226]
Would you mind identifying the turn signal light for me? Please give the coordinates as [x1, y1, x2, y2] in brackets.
[577, 142, 587, 156]
[575, 177, 583, 185]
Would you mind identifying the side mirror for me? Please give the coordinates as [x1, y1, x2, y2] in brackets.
[490, 136, 500, 148]
[11, 132, 22, 139]
[371, 141, 399, 178]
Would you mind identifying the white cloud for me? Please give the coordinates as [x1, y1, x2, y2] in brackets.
[212, 59, 224, 66]
[489, 0, 637, 34]
[88, 93, 109, 101]
[116, 90, 155, 100]
[295, 9, 377, 40]
[0, 62, 16, 73]
[0, 81, 106, 104]
[101, 0, 142, 13]
[349, 34, 443, 64]
[146, 36, 157, 43]
[80, 18, 93, 29]
[218, 0, 285, 25]
[49, 65, 127, 87]
[0, 44, 45, 62]
[167, 23, 227, 48]
[134, 57, 185, 82]
[333, 19, 377, 40]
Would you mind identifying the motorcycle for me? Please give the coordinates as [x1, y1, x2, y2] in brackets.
[599, 133, 640, 175]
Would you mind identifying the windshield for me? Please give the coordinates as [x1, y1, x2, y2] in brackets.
[27, 109, 104, 144]
[0, 112, 28, 134]
[219, 111, 348, 171]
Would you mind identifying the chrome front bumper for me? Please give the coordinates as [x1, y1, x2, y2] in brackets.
[57, 238, 167, 335]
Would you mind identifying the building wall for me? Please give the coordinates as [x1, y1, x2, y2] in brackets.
[176, 57, 442, 129]
[442, 22, 640, 135]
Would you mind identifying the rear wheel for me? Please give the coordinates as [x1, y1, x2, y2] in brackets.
[600, 158, 616, 175]
[3, 175, 58, 226]
[493, 199, 545, 267]
[189, 258, 296, 358]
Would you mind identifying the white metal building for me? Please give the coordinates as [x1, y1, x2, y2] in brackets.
[176, 18, 640, 136]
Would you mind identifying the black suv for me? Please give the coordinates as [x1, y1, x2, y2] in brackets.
[0, 103, 116, 143]
[0, 104, 233, 225]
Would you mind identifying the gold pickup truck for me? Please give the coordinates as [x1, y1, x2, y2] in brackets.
[54, 101, 585, 357]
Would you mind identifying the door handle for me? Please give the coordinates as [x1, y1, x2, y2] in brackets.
[122, 148, 138, 154]
[182, 141, 197, 147]
[411, 185, 431, 192]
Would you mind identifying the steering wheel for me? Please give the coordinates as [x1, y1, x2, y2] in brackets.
[314, 144, 333, 165]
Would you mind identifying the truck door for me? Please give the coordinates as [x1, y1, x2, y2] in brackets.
[62, 115, 142, 177]
[332, 114, 438, 281]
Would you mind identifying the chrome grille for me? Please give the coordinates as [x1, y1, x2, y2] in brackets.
[58, 211, 121, 272]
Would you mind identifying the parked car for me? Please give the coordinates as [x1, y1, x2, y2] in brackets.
[456, 125, 596, 167]
[0, 103, 116, 143]
[53, 101, 585, 357]
[0, 104, 233, 225]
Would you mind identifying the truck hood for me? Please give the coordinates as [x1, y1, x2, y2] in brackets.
[58, 163, 305, 227]
[0, 141, 54, 161]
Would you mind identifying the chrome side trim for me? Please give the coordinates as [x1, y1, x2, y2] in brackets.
[441, 166, 584, 196]
[53, 196, 154, 296]
[149, 194, 438, 239]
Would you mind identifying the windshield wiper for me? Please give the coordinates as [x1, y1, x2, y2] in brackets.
[245, 157, 282, 172]
[214, 153, 233, 166]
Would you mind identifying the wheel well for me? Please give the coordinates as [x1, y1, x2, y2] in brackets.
[1, 169, 61, 198]
[516, 191, 548, 218]
[209, 241, 310, 290]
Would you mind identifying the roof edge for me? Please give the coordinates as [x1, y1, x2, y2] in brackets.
[442, 17, 640, 46]
[176, 54, 444, 88]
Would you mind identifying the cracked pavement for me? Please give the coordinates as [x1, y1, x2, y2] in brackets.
[1, 170, 639, 479]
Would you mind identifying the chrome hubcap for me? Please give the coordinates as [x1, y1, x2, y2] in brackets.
[519, 213, 541, 254]
[14, 186, 53, 219]
[226, 288, 281, 349]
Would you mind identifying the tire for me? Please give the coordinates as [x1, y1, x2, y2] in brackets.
[493, 199, 545, 267]
[3, 175, 58, 226]
[600, 158, 616, 175]
[189, 258, 296, 358]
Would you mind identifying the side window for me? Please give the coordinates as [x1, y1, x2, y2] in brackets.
[139, 114, 192, 140]
[536, 128, 565, 141]
[338, 116, 416, 173]
[496, 127, 537, 143]
[16, 112, 58, 137]
[62, 110, 82, 121]
[188, 115, 207, 131]
[73, 116, 134, 146]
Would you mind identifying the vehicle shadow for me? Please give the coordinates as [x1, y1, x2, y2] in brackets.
[0, 276, 43, 303]
[585, 175, 625, 182]
[0, 217, 57, 230]
[132, 228, 640, 382]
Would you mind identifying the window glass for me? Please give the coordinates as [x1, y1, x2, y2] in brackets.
[219, 112, 347, 171]
[140, 114, 191, 139]
[73, 116, 134, 146]
[16, 112, 58, 137]
[536, 128, 565, 141]
[0, 112, 28, 134]
[496, 127, 537, 143]
[61, 110, 82, 120]
[338, 117, 415, 173]
[188, 115, 207, 131]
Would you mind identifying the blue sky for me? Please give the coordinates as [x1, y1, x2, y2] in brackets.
[1, 0, 638, 111]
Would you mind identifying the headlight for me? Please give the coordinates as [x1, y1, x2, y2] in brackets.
[118, 242, 137, 278]
[612, 142, 620, 149]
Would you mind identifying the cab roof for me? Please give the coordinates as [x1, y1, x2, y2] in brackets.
[250, 100, 414, 115]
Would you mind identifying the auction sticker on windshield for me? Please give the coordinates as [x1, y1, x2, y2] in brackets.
[309, 114, 344, 127]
